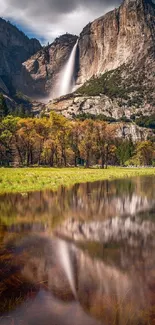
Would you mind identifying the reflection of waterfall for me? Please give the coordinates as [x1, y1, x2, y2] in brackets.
[1, 233, 154, 325]
[58, 239, 77, 298]
[58, 39, 78, 97]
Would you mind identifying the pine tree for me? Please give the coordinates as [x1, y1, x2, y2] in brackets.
[0, 93, 8, 118]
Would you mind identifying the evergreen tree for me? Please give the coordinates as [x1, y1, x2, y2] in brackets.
[0, 94, 8, 118]
[116, 138, 135, 166]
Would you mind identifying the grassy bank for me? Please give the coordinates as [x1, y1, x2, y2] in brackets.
[0, 167, 155, 195]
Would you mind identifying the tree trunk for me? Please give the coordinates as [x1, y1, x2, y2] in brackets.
[30, 148, 33, 165]
[50, 151, 54, 167]
[74, 154, 77, 167]
[101, 153, 105, 169]
[86, 151, 90, 168]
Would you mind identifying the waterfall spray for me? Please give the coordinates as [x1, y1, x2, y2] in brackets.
[58, 39, 78, 97]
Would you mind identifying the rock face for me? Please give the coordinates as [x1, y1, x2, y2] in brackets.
[116, 122, 153, 141]
[20, 0, 155, 96]
[1, 0, 155, 122]
[44, 95, 153, 141]
[19, 34, 78, 97]
[19, 0, 155, 122]
[77, 0, 155, 85]
[47, 93, 154, 120]
[0, 18, 41, 95]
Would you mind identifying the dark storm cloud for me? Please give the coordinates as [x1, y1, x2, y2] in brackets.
[0, 0, 121, 42]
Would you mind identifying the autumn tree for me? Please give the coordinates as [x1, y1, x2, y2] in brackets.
[34, 118, 50, 165]
[70, 121, 81, 166]
[50, 111, 71, 166]
[0, 109, 153, 168]
[42, 139, 56, 166]
[16, 118, 41, 166]
[94, 121, 117, 168]
[79, 120, 95, 167]
[93, 121, 107, 168]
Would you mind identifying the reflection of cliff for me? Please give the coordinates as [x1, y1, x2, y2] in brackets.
[0, 177, 155, 228]
[0, 177, 155, 324]
[0, 235, 155, 325]
[77, 247, 155, 325]
[57, 214, 155, 247]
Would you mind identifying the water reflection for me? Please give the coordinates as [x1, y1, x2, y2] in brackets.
[0, 234, 155, 325]
[0, 177, 155, 228]
[0, 176, 155, 325]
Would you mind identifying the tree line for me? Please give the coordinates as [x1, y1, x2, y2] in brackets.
[0, 113, 154, 168]
[0, 94, 154, 168]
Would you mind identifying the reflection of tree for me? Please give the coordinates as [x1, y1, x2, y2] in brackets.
[0, 177, 155, 231]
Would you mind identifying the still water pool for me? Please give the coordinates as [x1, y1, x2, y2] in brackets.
[0, 176, 155, 325]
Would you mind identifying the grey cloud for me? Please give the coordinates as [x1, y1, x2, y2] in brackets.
[0, 0, 121, 42]
[4, 0, 121, 15]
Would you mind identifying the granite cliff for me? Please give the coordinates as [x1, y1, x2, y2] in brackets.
[20, 0, 155, 94]
[18, 0, 155, 121]
[77, 0, 155, 85]
[0, 0, 155, 125]
[0, 18, 41, 95]
[18, 34, 78, 98]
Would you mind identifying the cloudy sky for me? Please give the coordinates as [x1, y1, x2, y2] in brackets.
[0, 0, 121, 44]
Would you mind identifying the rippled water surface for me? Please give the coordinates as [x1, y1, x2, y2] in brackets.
[0, 176, 155, 325]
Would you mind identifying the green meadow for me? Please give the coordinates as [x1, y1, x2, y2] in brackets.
[0, 167, 155, 194]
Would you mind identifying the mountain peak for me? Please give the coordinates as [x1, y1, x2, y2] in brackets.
[122, 0, 155, 9]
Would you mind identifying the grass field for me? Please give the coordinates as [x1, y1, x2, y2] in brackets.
[0, 167, 155, 194]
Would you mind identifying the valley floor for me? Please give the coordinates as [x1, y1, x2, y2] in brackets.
[0, 167, 155, 194]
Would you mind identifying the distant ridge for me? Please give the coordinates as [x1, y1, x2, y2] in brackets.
[0, 17, 41, 95]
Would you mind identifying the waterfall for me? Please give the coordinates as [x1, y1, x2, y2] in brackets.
[58, 39, 78, 97]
